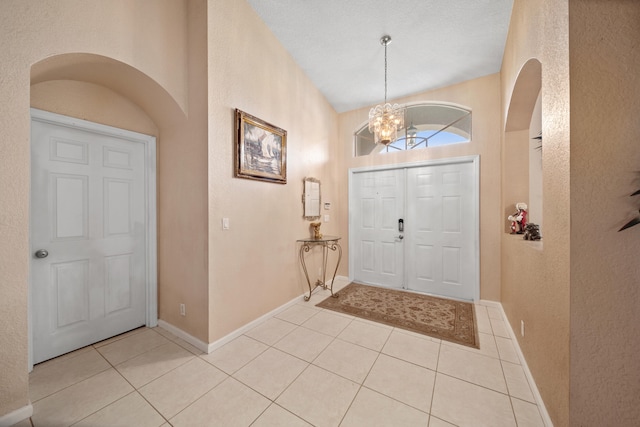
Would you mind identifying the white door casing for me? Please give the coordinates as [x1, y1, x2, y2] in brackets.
[349, 157, 479, 301]
[30, 109, 157, 366]
[350, 169, 405, 288]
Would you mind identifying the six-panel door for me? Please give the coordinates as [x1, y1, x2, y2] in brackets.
[351, 169, 405, 288]
[405, 162, 476, 300]
[31, 118, 147, 364]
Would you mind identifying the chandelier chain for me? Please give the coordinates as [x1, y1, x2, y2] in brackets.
[384, 41, 388, 103]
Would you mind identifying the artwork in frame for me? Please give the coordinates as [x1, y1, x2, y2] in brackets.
[235, 109, 287, 184]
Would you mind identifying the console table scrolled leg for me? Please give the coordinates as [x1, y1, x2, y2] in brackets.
[321, 243, 329, 289]
[299, 244, 313, 301]
[328, 242, 342, 298]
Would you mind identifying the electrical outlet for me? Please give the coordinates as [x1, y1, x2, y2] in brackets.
[521, 320, 525, 337]
[180, 304, 186, 316]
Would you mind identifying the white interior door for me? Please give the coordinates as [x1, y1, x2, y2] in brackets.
[30, 110, 155, 364]
[405, 162, 476, 300]
[351, 169, 405, 288]
[350, 158, 478, 300]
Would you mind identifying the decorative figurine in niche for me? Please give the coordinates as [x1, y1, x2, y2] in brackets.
[507, 202, 528, 234]
[310, 222, 322, 239]
[523, 223, 542, 241]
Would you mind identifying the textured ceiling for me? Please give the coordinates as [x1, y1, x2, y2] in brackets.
[246, 0, 514, 113]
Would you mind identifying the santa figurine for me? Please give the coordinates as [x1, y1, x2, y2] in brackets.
[508, 202, 528, 234]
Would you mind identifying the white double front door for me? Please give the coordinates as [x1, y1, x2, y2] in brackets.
[30, 109, 156, 364]
[350, 159, 478, 300]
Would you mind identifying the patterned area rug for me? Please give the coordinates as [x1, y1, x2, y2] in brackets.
[317, 282, 479, 348]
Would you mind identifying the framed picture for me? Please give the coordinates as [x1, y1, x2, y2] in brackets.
[235, 109, 287, 184]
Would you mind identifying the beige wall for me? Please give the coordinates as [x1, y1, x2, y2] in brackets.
[30, 81, 159, 136]
[568, 1, 640, 425]
[157, 0, 209, 342]
[206, 1, 339, 341]
[0, 0, 195, 417]
[337, 73, 503, 301]
[500, 0, 571, 425]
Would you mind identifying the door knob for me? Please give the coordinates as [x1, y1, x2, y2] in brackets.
[396, 235, 404, 241]
[35, 249, 49, 259]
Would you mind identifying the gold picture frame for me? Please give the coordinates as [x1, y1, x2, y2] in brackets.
[235, 109, 287, 184]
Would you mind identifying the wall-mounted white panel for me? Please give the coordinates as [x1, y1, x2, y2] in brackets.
[52, 174, 88, 240]
[103, 146, 133, 169]
[443, 196, 461, 232]
[50, 138, 88, 164]
[443, 247, 461, 284]
[53, 260, 89, 329]
[105, 254, 132, 314]
[104, 179, 132, 236]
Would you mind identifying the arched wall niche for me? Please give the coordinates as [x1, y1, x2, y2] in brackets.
[505, 58, 542, 132]
[504, 58, 543, 232]
[30, 53, 186, 127]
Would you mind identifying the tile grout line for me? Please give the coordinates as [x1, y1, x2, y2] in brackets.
[89, 329, 202, 426]
[92, 339, 172, 426]
[428, 337, 443, 423]
[232, 317, 353, 426]
[48, 345, 163, 427]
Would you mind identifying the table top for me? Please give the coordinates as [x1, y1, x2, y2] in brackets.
[297, 235, 341, 243]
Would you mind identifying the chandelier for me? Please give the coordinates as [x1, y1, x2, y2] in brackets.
[368, 35, 404, 146]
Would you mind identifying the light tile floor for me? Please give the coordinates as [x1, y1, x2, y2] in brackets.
[21, 281, 546, 427]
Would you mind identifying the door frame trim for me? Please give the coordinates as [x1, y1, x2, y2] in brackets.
[28, 108, 158, 370]
[348, 155, 480, 300]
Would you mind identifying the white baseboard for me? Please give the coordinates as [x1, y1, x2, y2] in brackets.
[156, 283, 326, 355]
[480, 299, 554, 427]
[156, 320, 210, 354]
[0, 404, 32, 427]
[204, 293, 305, 353]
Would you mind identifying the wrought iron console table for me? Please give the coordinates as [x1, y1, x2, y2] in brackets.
[297, 236, 342, 301]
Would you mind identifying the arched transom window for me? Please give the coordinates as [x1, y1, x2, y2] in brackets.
[355, 103, 472, 156]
